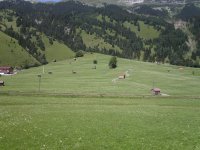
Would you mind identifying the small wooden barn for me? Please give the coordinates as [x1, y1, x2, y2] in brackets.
[151, 88, 161, 95]
[0, 66, 13, 74]
[0, 81, 5, 86]
[118, 74, 126, 79]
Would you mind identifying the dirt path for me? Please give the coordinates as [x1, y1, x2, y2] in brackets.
[161, 93, 170, 96]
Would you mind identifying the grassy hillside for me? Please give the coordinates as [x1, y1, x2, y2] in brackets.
[0, 1, 200, 68]
[80, 30, 122, 52]
[96, 14, 160, 40]
[0, 29, 74, 66]
[0, 10, 75, 66]
[0, 53, 200, 149]
[124, 21, 160, 39]
[1, 53, 200, 96]
[96, 14, 116, 23]
[0, 31, 39, 67]
[41, 34, 75, 62]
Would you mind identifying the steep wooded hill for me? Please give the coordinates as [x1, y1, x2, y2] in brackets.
[0, 5, 75, 67]
[0, 0, 200, 67]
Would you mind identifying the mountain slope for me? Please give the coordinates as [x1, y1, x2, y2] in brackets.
[0, 0, 200, 68]
[0, 31, 39, 67]
[41, 34, 75, 62]
[0, 7, 75, 67]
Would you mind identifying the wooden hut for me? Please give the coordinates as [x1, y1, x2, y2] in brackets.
[151, 88, 161, 95]
[118, 74, 126, 79]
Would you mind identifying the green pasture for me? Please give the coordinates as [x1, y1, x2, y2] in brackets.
[123, 21, 160, 39]
[96, 14, 116, 24]
[80, 30, 122, 52]
[0, 10, 20, 33]
[0, 31, 39, 67]
[1, 53, 200, 149]
[0, 10, 74, 65]
[0, 95, 200, 149]
[1, 53, 200, 96]
[0, 30, 74, 66]
[41, 34, 75, 62]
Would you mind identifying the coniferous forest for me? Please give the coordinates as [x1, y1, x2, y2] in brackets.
[0, 0, 200, 67]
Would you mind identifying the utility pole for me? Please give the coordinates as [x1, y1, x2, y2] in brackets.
[38, 75, 41, 92]
[43, 66, 45, 74]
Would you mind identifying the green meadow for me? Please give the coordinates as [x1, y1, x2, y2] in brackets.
[1, 53, 200, 96]
[41, 34, 75, 62]
[0, 10, 74, 65]
[0, 53, 200, 149]
[1, 96, 200, 149]
[124, 21, 160, 39]
[0, 30, 74, 66]
[0, 31, 39, 67]
[80, 30, 122, 52]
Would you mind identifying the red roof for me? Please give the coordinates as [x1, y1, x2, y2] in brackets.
[151, 88, 161, 92]
[0, 66, 12, 69]
[0, 66, 13, 74]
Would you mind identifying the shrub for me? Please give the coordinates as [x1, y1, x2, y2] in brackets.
[49, 38, 53, 45]
[75, 50, 84, 57]
[109, 56, 117, 69]
[93, 60, 98, 64]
